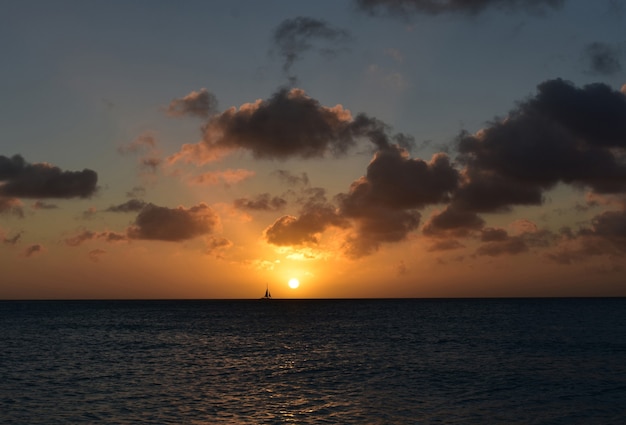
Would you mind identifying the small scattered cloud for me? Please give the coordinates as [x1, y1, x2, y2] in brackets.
[126, 186, 146, 198]
[32, 201, 58, 210]
[118, 133, 163, 176]
[65, 230, 127, 247]
[1, 230, 22, 245]
[234, 193, 287, 212]
[81, 207, 98, 220]
[271, 16, 352, 85]
[105, 199, 147, 213]
[88, 249, 106, 263]
[23, 243, 44, 258]
[273, 170, 310, 187]
[188, 169, 255, 187]
[166, 88, 219, 118]
[583, 42, 622, 75]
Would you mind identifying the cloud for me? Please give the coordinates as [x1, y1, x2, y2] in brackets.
[65, 230, 127, 246]
[32, 201, 58, 210]
[188, 169, 255, 186]
[273, 170, 310, 187]
[583, 42, 622, 76]
[117, 132, 157, 155]
[118, 133, 163, 176]
[339, 148, 458, 211]
[169, 88, 399, 164]
[354, 0, 565, 17]
[546, 211, 626, 265]
[332, 146, 458, 255]
[0, 197, 24, 217]
[271, 16, 351, 85]
[234, 193, 287, 211]
[204, 237, 233, 258]
[166, 88, 219, 118]
[126, 186, 146, 198]
[264, 187, 348, 246]
[426, 239, 465, 252]
[422, 78, 626, 236]
[0, 155, 98, 199]
[23, 243, 44, 258]
[88, 249, 106, 263]
[1, 230, 22, 245]
[105, 199, 147, 213]
[81, 207, 97, 220]
[127, 203, 220, 242]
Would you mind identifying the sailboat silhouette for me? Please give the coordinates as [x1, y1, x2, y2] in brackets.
[261, 282, 272, 300]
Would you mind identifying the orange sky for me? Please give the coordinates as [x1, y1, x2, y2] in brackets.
[2, 1, 626, 299]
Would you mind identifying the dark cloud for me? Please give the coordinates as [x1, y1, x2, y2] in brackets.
[333, 147, 458, 256]
[583, 42, 622, 76]
[166, 88, 219, 118]
[170, 88, 412, 163]
[234, 194, 287, 212]
[339, 148, 458, 212]
[422, 207, 485, 237]
[0, 155, 98, 199]
[457, 79, 626, 195]
[127, 203, 219, 242]
[343, 209, 421, 258]
[424, 78, 626, 235]
[105, 199, 147, 213]
[354, 0, 565, 17]
[272, 17, 351, 85]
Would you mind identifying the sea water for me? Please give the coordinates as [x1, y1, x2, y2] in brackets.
[1, 298, 625, 424]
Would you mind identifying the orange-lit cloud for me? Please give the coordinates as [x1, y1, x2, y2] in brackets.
[0, 197, 24, 217]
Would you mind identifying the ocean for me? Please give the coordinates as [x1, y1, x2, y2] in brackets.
[1, 298, 625, 424]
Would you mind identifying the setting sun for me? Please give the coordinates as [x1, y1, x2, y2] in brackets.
[288, 278, 300, 289]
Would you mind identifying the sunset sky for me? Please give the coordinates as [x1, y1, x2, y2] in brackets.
[2, 0, 626, 299]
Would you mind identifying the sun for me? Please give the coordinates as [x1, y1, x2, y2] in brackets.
[288, 278, 300, 289]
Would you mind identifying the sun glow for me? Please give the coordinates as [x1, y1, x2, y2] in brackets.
[288, 278, 300, 289]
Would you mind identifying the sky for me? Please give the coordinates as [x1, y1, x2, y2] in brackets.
[1, 0, 626, 299]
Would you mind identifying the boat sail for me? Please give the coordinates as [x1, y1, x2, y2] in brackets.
[261, 282, 272, 300]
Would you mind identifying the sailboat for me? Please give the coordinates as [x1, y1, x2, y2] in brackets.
[261, 282, 272, 300]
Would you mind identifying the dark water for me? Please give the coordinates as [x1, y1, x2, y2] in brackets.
[1, 298, 626, 424]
